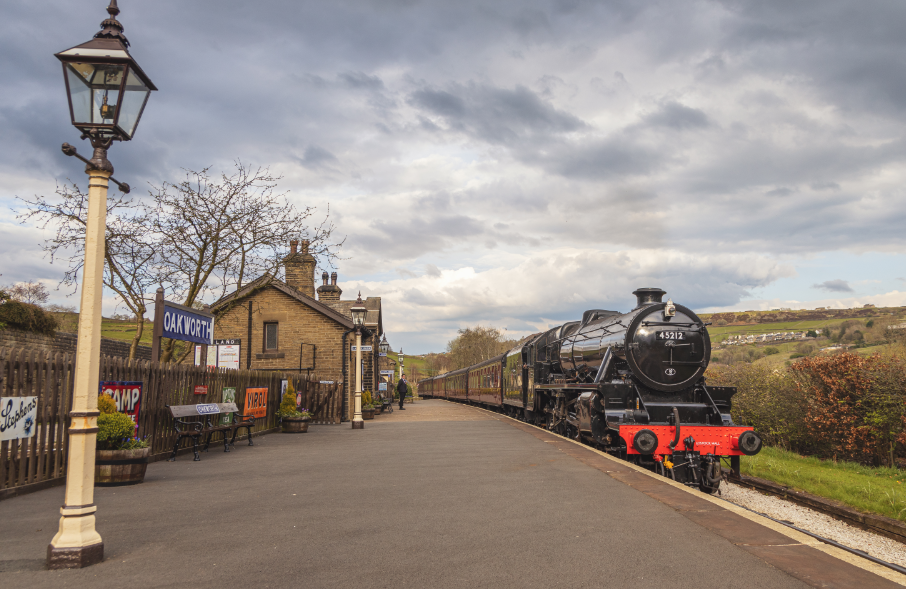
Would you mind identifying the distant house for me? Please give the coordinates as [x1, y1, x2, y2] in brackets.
[864, 304, 876, 308]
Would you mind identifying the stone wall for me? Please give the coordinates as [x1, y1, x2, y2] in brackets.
[0, 328, 153, 361]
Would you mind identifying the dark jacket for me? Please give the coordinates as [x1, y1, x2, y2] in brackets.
[397, 379, 408, 397]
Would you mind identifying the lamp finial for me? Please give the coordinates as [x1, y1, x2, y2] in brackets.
[95, 0, 129, 47]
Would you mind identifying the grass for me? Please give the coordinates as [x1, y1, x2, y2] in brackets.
[741, 446, 906, 521]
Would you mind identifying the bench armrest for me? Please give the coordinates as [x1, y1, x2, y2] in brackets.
[172, 418, 203, 433]
[234, 413, 256, 423]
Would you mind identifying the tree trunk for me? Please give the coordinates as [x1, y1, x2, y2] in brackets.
[128, 312, 145, 360]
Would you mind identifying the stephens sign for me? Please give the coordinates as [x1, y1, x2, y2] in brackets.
[0, 396, 38, 441]
[162, 302, 214, 345]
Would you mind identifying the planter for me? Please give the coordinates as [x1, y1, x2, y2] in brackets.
[374, 405, 383, 415]
[282, 417, 311, 433]
[362, 408, 375, 420]
[95, 447, 150, 487]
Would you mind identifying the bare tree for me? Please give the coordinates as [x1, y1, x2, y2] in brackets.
[149, 162, 343, 362]
[18, 183, 160, 359]
[4, 281, 50, 305]
[446, 326, 518, 370]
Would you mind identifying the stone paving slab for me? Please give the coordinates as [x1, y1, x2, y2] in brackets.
[0, 399, 897, 588]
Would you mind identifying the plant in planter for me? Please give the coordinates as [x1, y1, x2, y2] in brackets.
[278, 382, 312, 433]
[96, 394, 150, 486]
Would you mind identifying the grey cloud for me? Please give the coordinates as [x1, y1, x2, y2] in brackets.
[408, 83, 586, 146]
[813, 279, 854, 293]
[295, 146, 338, 170]
[425, 264, 442, 277]
[339, 71, 385, 90]
[765, 187, 794, 197]
[642, 102, 711, 130]
[811, 181, 841, 191]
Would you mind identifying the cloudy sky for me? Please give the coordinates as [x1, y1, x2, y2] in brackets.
[2, 0, 905, 353]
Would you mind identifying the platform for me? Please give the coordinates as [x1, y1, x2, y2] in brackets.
[0, 399, 902, 588]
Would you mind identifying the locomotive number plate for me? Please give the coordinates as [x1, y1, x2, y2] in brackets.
[656, 331, 685, 340]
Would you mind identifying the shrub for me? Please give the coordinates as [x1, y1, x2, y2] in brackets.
[97, 394, 117, 414]
[791, 352, 906, 466]
[764, 347, 780, 355]
[806, 330, 818, 338]
[277, 380, 303, 418]
[0, 299, 57, 335]
[362, 390, 373, 406]
[97, 412, 141, 450]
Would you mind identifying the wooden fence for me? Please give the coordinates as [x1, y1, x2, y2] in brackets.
[0, 347, 342, 498]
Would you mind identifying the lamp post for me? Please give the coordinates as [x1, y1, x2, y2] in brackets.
[48, 1, 156, 569]
[350, 293, 367, 430]
[398, 348, 404, 381]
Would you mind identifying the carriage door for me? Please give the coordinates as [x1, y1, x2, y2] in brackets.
[522, 347, 533, 409]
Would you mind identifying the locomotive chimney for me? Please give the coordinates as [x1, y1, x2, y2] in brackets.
[633, 288, 666, 309]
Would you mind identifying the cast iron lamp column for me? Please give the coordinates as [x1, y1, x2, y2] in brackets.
[48, 1, 156, 569]
[350, 293, 367, 430]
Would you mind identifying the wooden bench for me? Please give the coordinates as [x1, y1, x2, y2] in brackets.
[166, 403, 256, 461]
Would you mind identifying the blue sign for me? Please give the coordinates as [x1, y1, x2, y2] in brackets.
[162, 303, 214, 345]
[196, 404, 219, 415]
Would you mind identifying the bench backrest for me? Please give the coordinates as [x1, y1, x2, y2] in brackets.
[168, 403, 239, 418]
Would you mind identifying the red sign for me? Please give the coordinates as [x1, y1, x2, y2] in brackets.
[244, 387, 268, 418]
[99, 381, 143, 433]
[194, 385, 208, 396]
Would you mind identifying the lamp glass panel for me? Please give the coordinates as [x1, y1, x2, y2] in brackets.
[116, 68, 150, 138]
[65, 65, 92, 124]
[91, 65, 124, 125]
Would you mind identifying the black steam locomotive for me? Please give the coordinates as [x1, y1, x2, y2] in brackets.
[419, 288, 762, 493]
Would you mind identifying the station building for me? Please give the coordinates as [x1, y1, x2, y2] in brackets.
[210, 239, 392, 421]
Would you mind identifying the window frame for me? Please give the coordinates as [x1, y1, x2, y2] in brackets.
[263, 322, 279, 351]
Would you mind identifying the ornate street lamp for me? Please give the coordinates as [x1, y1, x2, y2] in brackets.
[48, 1, 156, 570]
[379, 334, 390, 355]
[398, 348, 404, 381]
[350, 293, 367, 430]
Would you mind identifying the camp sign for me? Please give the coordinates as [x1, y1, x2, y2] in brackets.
[0, 396, 38, 441]
[244, 387, 268, 419]
[99, 381, 143, 433]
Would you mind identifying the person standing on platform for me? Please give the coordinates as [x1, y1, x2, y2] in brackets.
[397, 377, 408, 410]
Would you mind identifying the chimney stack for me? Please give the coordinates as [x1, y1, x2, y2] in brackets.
[632, 287, 666, 309]
[284, 239, 316, 298]
[317, 270, 343, 302]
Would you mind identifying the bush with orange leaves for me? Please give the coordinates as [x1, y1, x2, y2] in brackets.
[707, 350, 906, 467]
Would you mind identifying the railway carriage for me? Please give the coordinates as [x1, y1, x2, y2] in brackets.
[419, 287, 762, 493]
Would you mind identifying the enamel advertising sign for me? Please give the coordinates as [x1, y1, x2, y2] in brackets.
[99, 381, 143, 433]
[0, 396, 38, 441]
[244, 387, 268, 419]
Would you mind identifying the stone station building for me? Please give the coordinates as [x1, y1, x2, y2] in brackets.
[210, 240, 392, 421]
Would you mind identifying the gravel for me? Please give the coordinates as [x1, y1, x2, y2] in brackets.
[720, 481, 906, 568]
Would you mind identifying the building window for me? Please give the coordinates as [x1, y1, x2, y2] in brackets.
[264, 322, 278, 350]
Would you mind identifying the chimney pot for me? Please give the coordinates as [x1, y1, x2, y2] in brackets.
[633, 287, 666, 309]
[331, 272, 337, 285]
[301, 239, 310, 254]
[290, 240, 298, 255]
[322, 271, 329, 286]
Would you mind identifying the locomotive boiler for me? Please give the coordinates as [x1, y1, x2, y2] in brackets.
[419, 288, 763, 493]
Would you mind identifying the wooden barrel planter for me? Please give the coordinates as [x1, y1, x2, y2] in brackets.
[362, 408, 375, 420]
[374, 405, 383, 415]
[282, 417, 310, 433]
[95, 447, 150, 486]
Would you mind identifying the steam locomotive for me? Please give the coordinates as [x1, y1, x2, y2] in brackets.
[418, 288, 762, 493]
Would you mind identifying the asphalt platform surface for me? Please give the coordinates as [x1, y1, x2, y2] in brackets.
[1, 400, 902, 588]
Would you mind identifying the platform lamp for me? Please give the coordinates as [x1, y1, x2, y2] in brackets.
[48, 0, 156, 570]
[350, 293, 368, 430]
[398, 348, 404, 381]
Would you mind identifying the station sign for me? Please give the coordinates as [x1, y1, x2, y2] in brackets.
[380, 370, 395, 375]
[0, 396, 38, 441]
[350, 345, 373, 352]
[162, 302, 213, 345]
